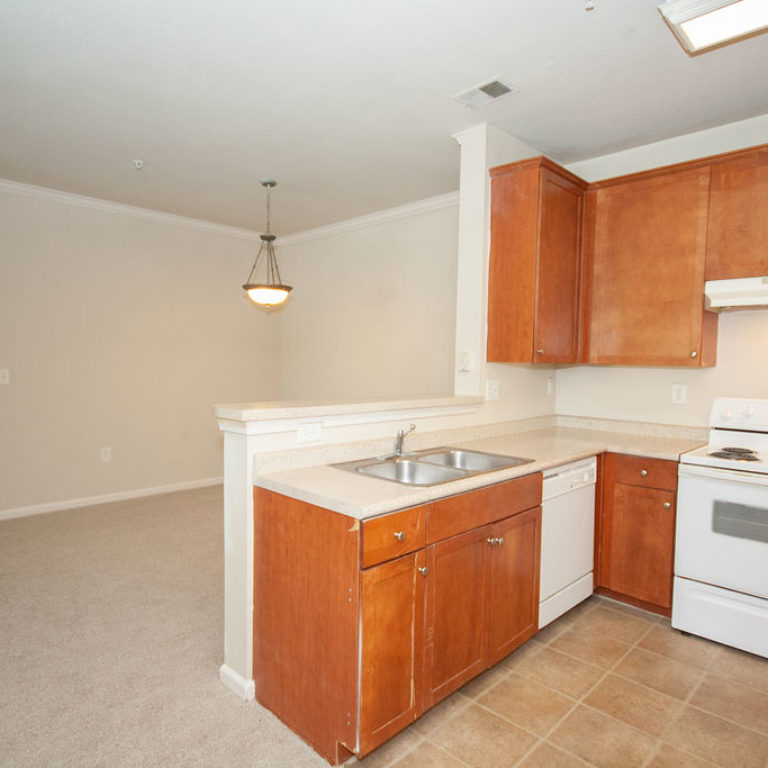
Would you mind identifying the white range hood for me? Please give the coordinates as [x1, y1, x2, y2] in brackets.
[705, 276, 768, 311]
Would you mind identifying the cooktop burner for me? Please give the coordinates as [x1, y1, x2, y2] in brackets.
[709, 448, 760, 461]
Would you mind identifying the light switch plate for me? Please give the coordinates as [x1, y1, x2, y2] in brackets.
[457, 350, 474, 372]
[0, 369, 9, 385]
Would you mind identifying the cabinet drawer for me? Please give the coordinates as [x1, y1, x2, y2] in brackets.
[426, 473, 542, 544]
[610, 453, 678, 491]
[362, 506, 426, 568]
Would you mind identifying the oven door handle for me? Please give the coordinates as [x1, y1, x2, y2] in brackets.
[679, 463, 768, 488]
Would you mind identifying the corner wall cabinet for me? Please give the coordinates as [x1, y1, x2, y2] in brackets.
[705, 146, 768, 280]
[487, 157, 585, 364]
[597, 452, 677, 614]
[253, 473, 542, 763]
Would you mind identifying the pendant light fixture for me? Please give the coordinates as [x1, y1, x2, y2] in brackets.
[242, 180, 292, 307]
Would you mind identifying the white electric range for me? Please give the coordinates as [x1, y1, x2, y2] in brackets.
[674, 397, 768, 658]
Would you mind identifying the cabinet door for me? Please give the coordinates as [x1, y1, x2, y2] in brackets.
[423, 526, 490, 708]
[359, 550, 425, 756]
[583, 167, 716, 366]
[487, 159, 584, 364]
[534, 168, 583, 363]
[604, 483, 676, 609]
[488, 507, 542, 665]
[706, 150, 768, 280]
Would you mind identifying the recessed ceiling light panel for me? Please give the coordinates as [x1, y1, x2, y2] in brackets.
[658, 0, 768, 53]
[452, 77, 519, 109]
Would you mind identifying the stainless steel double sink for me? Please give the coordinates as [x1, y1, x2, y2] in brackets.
[332, 447, 534, 487]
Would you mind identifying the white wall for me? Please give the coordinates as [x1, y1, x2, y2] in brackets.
[557, 114, 768, 427]
[278, 198, 460, 400]
[0, 185, 281, 514]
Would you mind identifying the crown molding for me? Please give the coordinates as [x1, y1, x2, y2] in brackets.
[279, 191, 459, 247]
[0, 177, 261, 241]
[0, 177, 459, 246]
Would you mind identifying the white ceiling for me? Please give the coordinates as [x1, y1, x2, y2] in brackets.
[1, 0, 767, 234]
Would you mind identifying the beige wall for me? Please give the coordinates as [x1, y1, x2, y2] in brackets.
[557, 114, 768, 427]
[0, 187, 281, 513]
[278, 201, 459, 400]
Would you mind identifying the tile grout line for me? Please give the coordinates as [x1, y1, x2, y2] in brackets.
[507, 605, 659, 768]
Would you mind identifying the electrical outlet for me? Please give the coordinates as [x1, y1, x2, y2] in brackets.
[486, 380, 499, 401]
[547, 377, 555, 396]
[671, 384, 687, 405]
[297, 423, 323, 443]
[0, 369, 9, 385]
[100, 447, 112, 463]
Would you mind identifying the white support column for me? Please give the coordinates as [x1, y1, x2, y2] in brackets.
[451, 124, 540, 398]
[217, 421, 260, 700]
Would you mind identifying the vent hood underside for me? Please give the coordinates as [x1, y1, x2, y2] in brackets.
[705, 276, 768, 311]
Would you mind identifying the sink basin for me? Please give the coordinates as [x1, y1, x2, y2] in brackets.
[355, 458, 467, 486]
[332, 446, 534, 487]
[418, 449, 533, 473]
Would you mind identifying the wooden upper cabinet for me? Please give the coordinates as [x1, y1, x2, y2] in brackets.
[488, 158, 585, 364]
[706, 147, 768, 280]
[582, 166, 717, 367]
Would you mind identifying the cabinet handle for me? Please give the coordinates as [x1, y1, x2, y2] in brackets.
[393, 531, 406, 542]
[640, 469, 648, 477]
[417, 566, 428, 576]
[690, 351, 697, 358]
[663, 502, 671, 508]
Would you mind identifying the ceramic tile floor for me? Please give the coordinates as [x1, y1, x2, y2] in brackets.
[352, 596, 768, 768]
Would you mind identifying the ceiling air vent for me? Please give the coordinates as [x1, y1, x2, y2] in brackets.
[452, 77, 519, 108]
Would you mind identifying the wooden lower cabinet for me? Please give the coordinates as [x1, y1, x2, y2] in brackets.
[597, 453, 677, 613]
[359, 550, 425, 755]
[488, 508, 541, 664]
[253, 475, 543, 764]
[424, 525, 491, 707]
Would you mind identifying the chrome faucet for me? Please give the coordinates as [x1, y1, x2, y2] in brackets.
[395, 424, 416, 456]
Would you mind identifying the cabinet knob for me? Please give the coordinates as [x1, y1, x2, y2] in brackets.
[417, 566, 428, 576]
[640, 469, 648, 477]
[487, 537, 497, 546]
[497, 536, 505, 546]
[663, 502, 671, 508]
[393, 531, 406, 542]
[690, 351, 697, 358]
[536, 348, 544, 355]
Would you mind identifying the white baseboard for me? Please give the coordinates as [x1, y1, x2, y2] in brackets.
[219, 664, 255, 700]
[0, 477, 222, 522]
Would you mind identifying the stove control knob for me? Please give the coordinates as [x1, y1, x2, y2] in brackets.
[743, 405, 755, 417]
[721, 408, 732, 420]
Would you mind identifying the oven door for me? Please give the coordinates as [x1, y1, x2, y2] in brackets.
[676, 464, 768, 600]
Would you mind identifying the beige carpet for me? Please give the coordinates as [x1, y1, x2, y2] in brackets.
[0, 486, 328, 768]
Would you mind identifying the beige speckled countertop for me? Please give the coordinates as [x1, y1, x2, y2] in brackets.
[254, 426, 704, 520]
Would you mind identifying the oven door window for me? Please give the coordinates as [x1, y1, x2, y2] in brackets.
[713, 501, 768, 544]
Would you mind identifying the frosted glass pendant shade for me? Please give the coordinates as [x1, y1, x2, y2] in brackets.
[243, 284, 292, 306]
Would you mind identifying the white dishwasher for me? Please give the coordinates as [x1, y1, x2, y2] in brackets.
[539, 457, 597, 628]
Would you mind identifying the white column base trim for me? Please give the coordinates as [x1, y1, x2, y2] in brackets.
[0, 477, 222, 521]
[219, 664, 255, 700]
